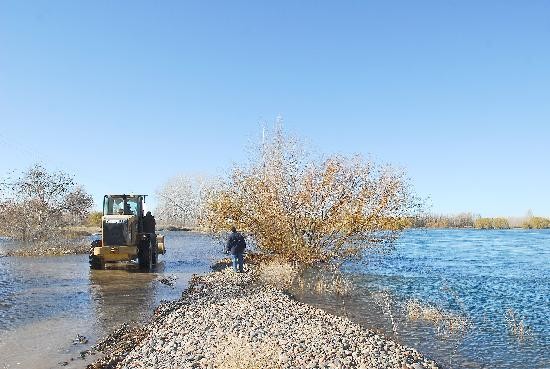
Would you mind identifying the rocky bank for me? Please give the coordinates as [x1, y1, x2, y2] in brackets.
[88, 265, 439, 369]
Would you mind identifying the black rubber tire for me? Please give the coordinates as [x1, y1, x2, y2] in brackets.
[89, 241, 104, 269]
[152, 250, 158, 265]
[89, 252, 104, 269]
[152, 239, 158, 265]
[138, 239, 153, 271]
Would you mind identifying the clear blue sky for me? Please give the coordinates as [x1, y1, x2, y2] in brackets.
[1, 1, 549, 216]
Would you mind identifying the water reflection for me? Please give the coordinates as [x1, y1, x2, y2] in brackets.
[89, 267, 157, 332]
[0, 232, 219, 369]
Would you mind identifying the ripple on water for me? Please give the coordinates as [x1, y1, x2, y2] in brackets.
[295, 229, 550, 369]
[0, 231, 221, 368]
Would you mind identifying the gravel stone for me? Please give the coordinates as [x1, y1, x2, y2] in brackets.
[88, 265, 440, 369]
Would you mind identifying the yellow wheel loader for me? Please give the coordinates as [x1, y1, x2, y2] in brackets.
[89, 194, 166, 271]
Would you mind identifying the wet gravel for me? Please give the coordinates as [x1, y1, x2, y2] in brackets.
[88, 264, 439, 369]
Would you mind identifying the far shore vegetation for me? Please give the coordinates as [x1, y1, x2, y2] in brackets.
[68, 209, 550, 235]
[408, 211, 550, 230]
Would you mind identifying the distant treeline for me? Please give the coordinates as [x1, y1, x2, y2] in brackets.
[408, 213, 550, 229]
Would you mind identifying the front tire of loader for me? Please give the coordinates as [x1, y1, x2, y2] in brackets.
[138, 239, 153, 271]
[89, 250, 104, 269]
[89, 256, 104, 269]
[152, 240, 158, 265]
[89, 241, 104, 269]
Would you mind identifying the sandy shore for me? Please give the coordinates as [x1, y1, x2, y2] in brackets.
[87, 264, 439, 369]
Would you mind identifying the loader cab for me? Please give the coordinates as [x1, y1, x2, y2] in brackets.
[103, 195, 145, 217]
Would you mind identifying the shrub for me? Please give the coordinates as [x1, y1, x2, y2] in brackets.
[257, 261, 298, 290]
[86, 211, 103, 227]
[522, 216, 550, 229]
[0, 164, 93, 242]
[201, 127, 419, 264]
[474, 217, 510, 229]
[409, 213, 478, 228]
[504, 308, 531, 341]
[294, 266, 354, 296]
[405, 299, 470, 335]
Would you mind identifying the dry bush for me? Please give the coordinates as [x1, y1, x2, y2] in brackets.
[373, 291, 399, 338]
[505, 308, 531, 341]
[406, 299, 470, 336]
[522, 216, 550, 229]
[257, 261, 298, 289]
[0, 164, 93, 243]
[212, 333, 280, 369]
[201, 126, 419, 264]
[295, 267, 354, 296]
[411, 212, 478, 228]
[86, 211, 103, 227]
[253, 258, 353, 295]
[474, 217, 510, 229]
[315, 272, 353, 296]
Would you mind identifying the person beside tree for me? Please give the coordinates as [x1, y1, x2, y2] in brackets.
[225, 226, 246, 273]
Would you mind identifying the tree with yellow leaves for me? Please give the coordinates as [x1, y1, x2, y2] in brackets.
[201, 127, 419, 264]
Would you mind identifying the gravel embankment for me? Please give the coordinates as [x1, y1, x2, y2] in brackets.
[89, 266, 439, 369]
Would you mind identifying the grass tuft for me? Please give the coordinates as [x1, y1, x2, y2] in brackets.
[504, 308, 531, 341]
[257, 260, 298, 289]
[405, 299, 470, 336]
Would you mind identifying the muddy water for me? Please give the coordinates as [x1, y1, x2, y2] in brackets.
[0, 232, 222, 369]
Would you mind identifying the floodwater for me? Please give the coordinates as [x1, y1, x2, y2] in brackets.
[291, 229, 550, 369]
[1, 230, 549, 369]
[0, 232, 222, 369]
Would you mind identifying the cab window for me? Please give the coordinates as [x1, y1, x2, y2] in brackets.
[103, 197, 125, 215]
[125, 198, 138, 215]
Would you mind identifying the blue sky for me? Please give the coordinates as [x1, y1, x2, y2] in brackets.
[1, 1, 549, 216]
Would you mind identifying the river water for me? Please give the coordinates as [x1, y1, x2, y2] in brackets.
[292, 229, 550, 369]
[0, 230, 549, 369]
[0, 232, 223, 369]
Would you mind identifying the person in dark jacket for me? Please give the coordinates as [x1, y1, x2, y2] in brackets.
[225, 226, 246, 273]
[143, 211, 156, 233]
